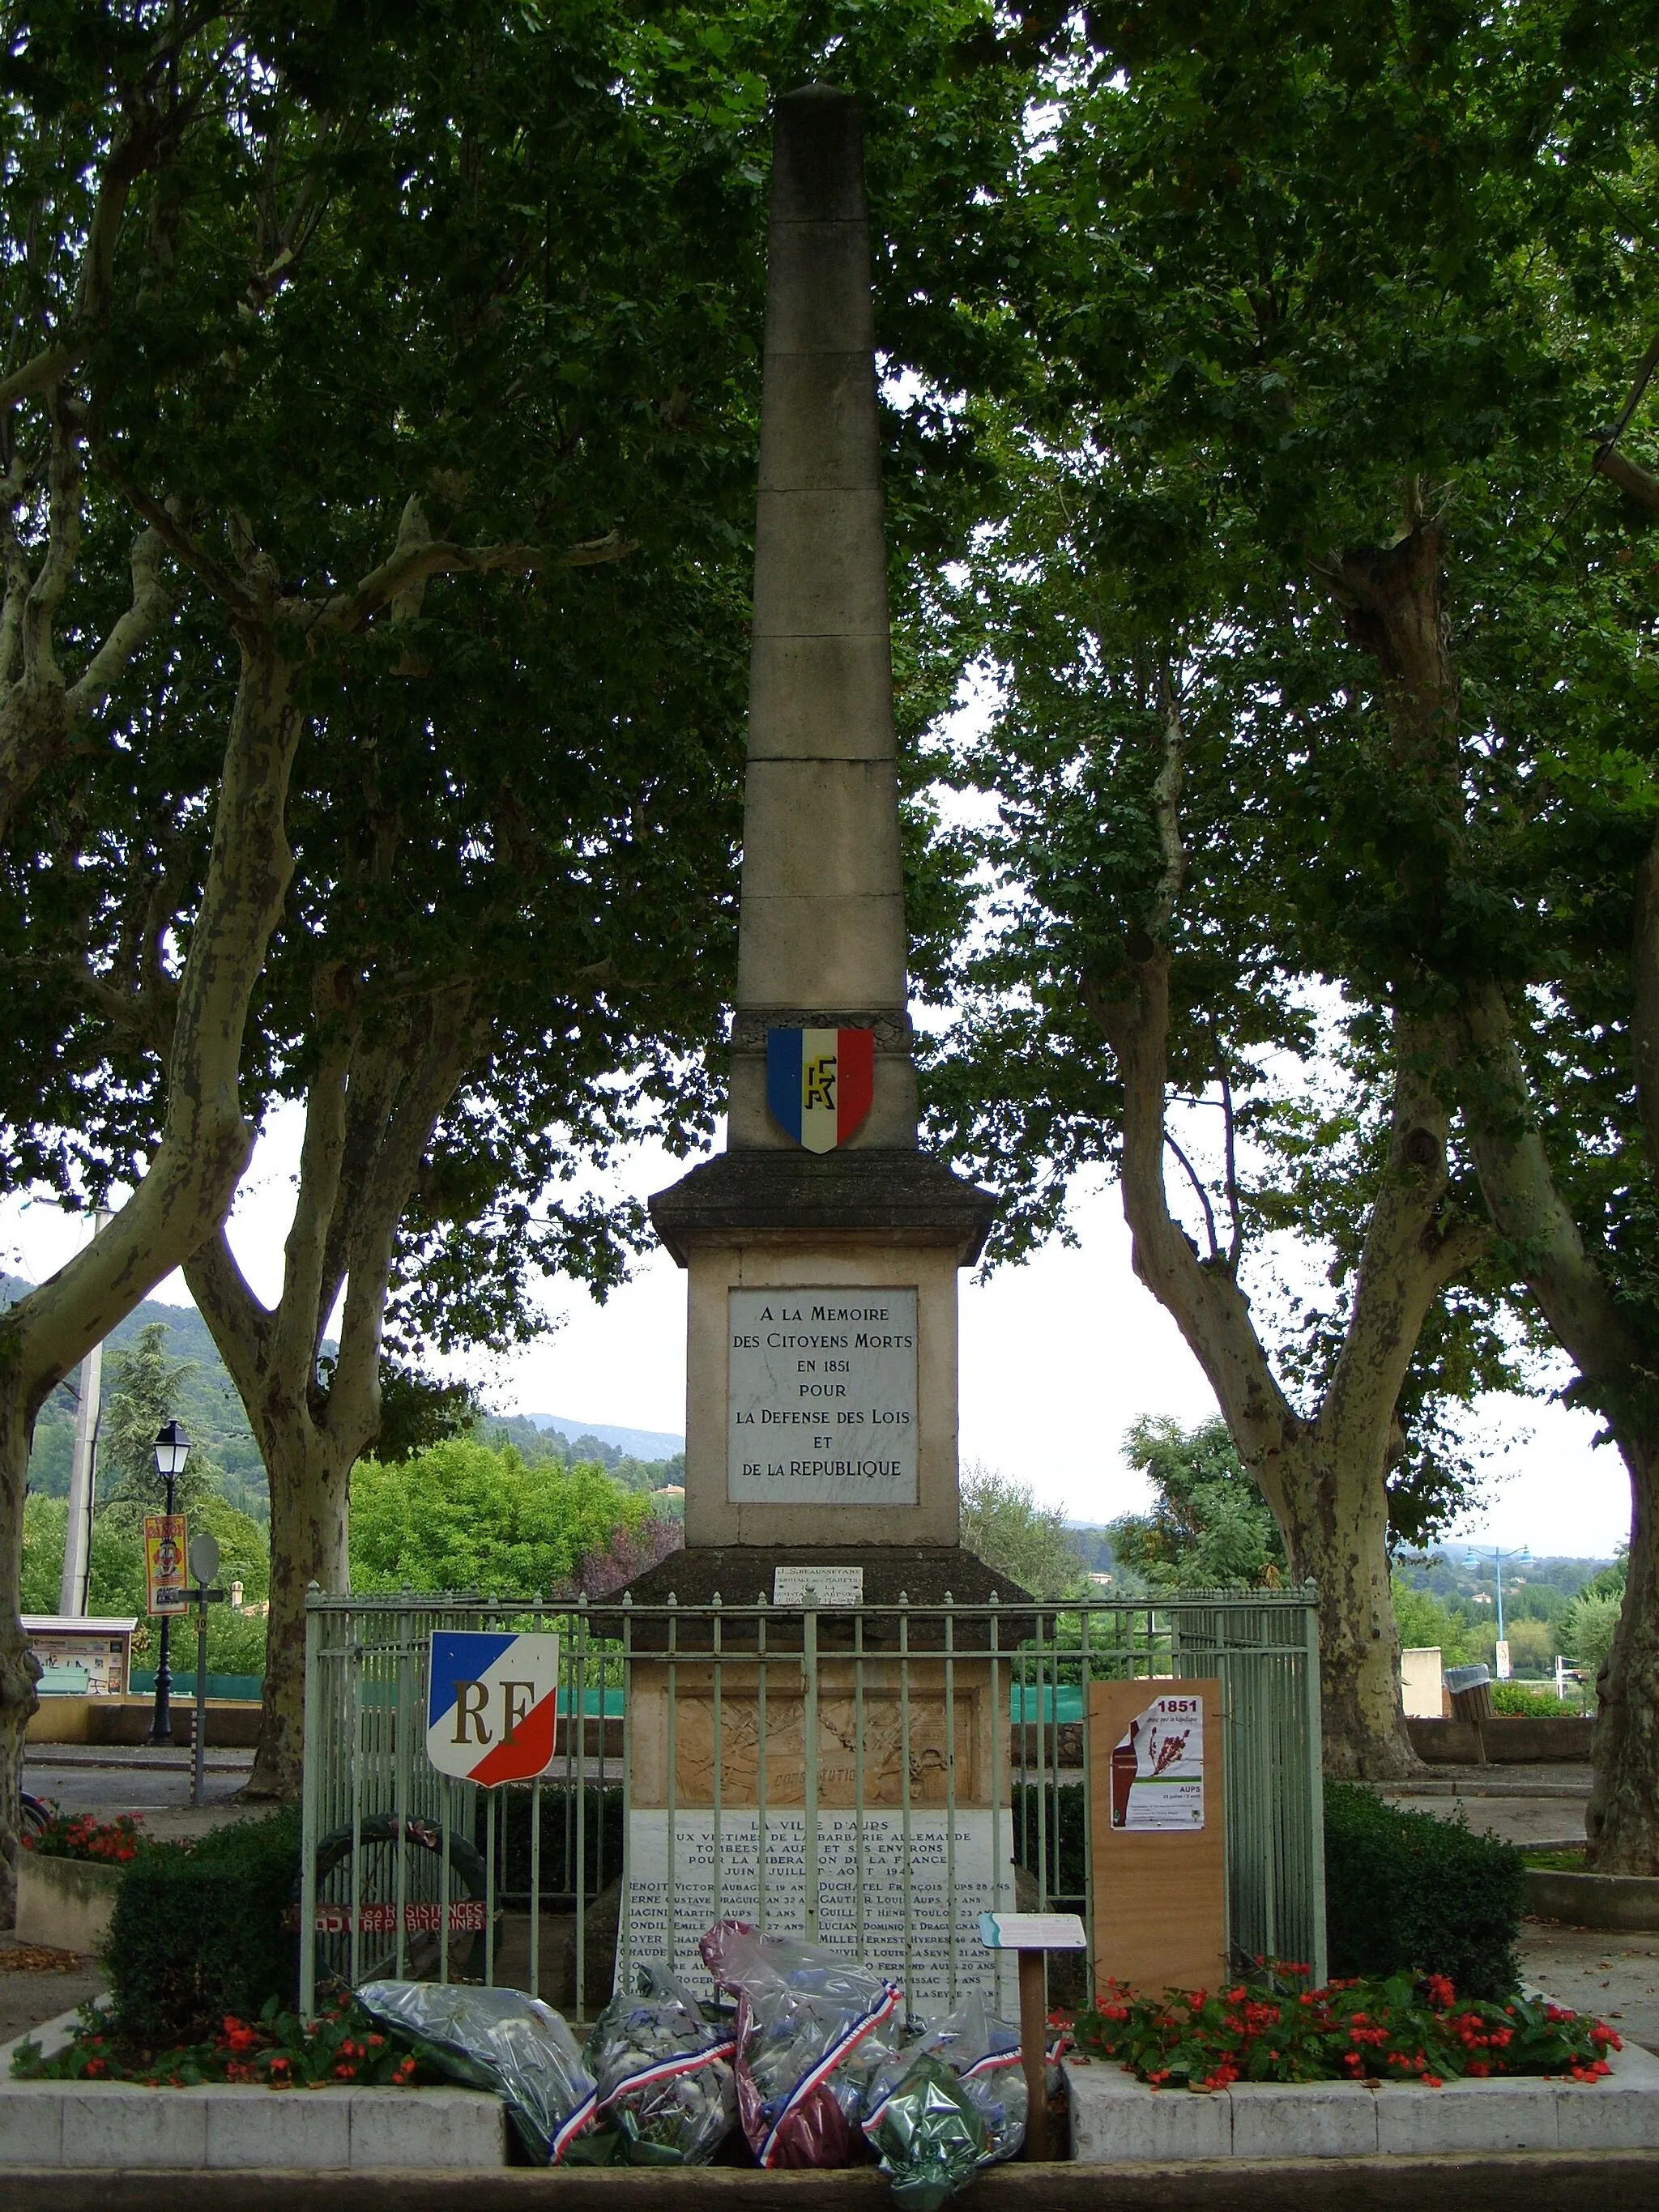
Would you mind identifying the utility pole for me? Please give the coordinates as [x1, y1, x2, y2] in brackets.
[58, 1205, 109, 1617]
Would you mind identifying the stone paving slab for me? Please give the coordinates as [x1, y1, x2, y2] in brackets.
[1064, 2035, 1659, 2163]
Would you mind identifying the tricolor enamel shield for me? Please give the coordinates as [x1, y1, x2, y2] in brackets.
[426, 1630, 561, 1785]
[766, 1027, 875, 1153]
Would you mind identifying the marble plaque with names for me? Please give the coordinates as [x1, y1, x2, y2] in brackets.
[621, 1807, 1016, 2010]
[727, 1287, 918, 1507]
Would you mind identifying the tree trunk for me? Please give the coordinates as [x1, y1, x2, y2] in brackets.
[185, 982, 480, 1801]
[1587, 1451, 1659, 1869]
[1082, 688, 1477, 1778]
[1458, 974, 1659, 1869]
[248, 1422, 354, 1801]
[0, 626, 302, 1920]
[1274, 1429, 1416, 1779]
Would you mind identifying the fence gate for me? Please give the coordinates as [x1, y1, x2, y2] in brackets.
[299, 1584, 1324, 2019]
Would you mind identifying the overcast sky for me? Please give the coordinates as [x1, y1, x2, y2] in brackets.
[5, 1100, 1625, 1559]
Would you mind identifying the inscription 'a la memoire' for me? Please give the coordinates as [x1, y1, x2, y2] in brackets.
[727, 1285, 919, 1508]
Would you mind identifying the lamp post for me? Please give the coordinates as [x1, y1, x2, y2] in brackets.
[147, 1419, 190, 1745]
[1465, 1543, 1531, 1675]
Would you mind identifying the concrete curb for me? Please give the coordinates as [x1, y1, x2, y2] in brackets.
[1065, 2037, 1659, 2162]
[1526, 1869, 1659, 1930]
[4, 2152, 1659, 2210]
[0, 2082, 507, 2172]
[2, 2005, 506, 2172]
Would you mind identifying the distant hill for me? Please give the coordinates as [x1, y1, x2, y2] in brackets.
[6, 1272, 688, 1519]
[6, 1272, 271, 1520]
[527, 1414, 684, 1461]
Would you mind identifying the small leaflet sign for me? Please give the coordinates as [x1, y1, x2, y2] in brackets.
[978, 1912, 1089, 1951]
[425, 1630, 561, 1785]
[1109, 1690, 1205, 1831]
[143, 1515, 189, 1616]
[773, 1566, 865, 1608]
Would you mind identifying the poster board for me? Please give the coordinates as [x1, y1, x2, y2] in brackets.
[1086, 1677, 1226, 1999]
[143, 1514, 189, 1615]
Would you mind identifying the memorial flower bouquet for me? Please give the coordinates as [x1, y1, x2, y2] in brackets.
[1073, 1962, 1620, 2091]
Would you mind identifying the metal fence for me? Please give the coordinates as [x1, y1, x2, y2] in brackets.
[298, 1583, 1324, 2021]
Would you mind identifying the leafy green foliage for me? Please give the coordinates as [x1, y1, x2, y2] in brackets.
[959, 1467, 1091, 1597]
[1562, 1594, 1623, 1678]
[97, 1325, 207, 1517]
[348, 1438, 654, 1597]
[1324, 1784, 1525, 2002]
[103, 1811, 301, 2045]
[1392, 1579, 1478, 1668]
[1108, 1417, 1285, 1591]
[22, 1491, 268, 1671]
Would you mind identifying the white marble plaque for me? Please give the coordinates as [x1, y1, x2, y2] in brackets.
[727, 1287, 917, 1506]
[621, 1807, 1016, 2011]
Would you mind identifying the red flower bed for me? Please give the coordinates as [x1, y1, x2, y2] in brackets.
[11, 1997, 424, 2090]
[22, 1811, 146, 1865]
[1074, 1963, 1619, 2091]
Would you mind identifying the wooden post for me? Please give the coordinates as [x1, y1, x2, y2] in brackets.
[1017, 1946, 1049, 2161]
[978, 1907, 1087, 2165]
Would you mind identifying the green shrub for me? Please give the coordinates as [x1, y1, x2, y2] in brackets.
[1491, 1679, 1585, 1716]
[1324, 1783, 1524, 2001]
[103, 1809, 301, 2044]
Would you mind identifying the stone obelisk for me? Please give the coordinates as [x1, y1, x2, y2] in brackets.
[638, 86, 1009, 1604]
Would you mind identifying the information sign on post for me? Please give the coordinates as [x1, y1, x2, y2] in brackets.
[143, 1515, 189, 1616]
[979, 1911, 1087, 2162]
[1087, 1677, 1226, 1999]
[426, 1631, 561, 1784]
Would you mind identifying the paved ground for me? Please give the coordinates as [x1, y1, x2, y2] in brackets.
[1380, 1763, 1592, 1849]
[0, 1933, 102, 2048]
[25, 1747, 258, 1839]
[1520, 1924, 1659, 2054]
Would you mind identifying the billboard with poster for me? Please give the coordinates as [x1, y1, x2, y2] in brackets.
[143, 1514, 189, 1615]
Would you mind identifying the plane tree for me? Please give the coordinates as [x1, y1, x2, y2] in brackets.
[926, 0, 1659, 1790]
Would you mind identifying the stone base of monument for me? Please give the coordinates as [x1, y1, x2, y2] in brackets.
[615, 1542, 1031, 1618]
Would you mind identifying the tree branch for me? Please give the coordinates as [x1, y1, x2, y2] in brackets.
[0, 343, 80, 412]
[1633, 825, 1659, 1183]
[322, 527, 636, 635]
[1593, 442, 1659, 519]
[1213, 1030, 1244, 1269]
[64, 527, 170, 718]
[1460, 978, 1639, 1396]
[92, 457, 254, 617]
[1323, 1012, 1483, 1464]
[1163, 1129, 1221, 1260]
[1080, 690, 1300, 1515]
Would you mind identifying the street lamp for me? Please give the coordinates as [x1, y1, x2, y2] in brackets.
[147, 1420, 190, 1745]
[1465, 1542, 1531, 1667]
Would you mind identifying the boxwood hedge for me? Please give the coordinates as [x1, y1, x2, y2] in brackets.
[1324, 1781, 1525, 2001]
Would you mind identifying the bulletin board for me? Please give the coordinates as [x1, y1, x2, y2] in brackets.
[1086, 1677, 1226, 1999]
